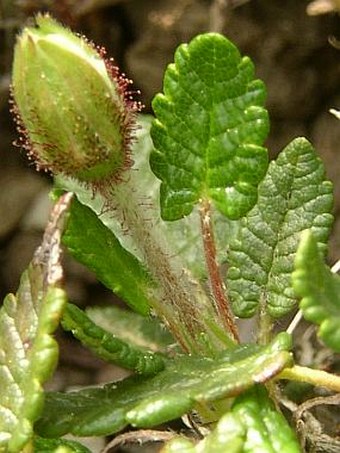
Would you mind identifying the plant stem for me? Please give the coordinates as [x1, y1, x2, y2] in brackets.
[199, 198, 239, 342]
[277, 365, 340, 392]
[257, 302, 273, 345]
[101, 184, 227, 354]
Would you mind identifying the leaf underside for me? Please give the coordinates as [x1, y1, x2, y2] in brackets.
[62, 303, 166, 375]
[150, 32, 269, 221]
[61, 194, 153, 315]
[163, 386, 300, 453]
[0, 194, 70, 452]
[86, 305, 174, 352]
[293, 230, 340, 352]
[227, 137, 333, 318]
[35, 333, 291, 438]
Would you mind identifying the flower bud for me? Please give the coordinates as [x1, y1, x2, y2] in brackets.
[12, 14, 140, 188]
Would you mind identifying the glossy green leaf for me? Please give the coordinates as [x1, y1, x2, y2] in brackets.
[35, 333, 292, 438]
[293, 230, 340, 352]
[0, 194, 70, 452]
[150, 33, 269, 221]
[227, 137, 333, 318]
[62, 303, 166, 375]
[34, 436, 91, 453]
[62, 194, 153, 315]
[86, 305, 174, 352]
[163, 386, 300, 453]
[230, 386, 300, 453]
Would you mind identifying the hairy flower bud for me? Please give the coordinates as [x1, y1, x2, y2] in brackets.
[12, 14, 141, 188]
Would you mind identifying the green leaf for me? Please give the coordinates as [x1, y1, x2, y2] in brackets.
[61, 194, 154, 315]
[86, 305, 174, 352]
[293, 230, 340, 352]
[0, 193, 71, 452]
[230, 386, 300, 453]
[150, 32, 269, 221]
[34, 436, 91, 453]
[62, 304, 166, 375]
[35, 333, 292, 438]
[227, 137, 333, 318]
[163, 387, 300, 453]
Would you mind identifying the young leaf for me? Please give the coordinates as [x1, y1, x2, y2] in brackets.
[162, 412, 246, 453]
[86, 305, 174, 352]
[61, 194, 154, 315]
[227, 137, 333, 318]
[150, 33, 269, 221]
[293, 230, 340, 352]
[35, 333, 292, 438]
[62, 304, 166, 375]
[230, 385, 300, 453]
[0, 193, 71, 452]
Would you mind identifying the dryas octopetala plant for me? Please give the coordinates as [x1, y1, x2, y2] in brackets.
[3, 12, 339, 453]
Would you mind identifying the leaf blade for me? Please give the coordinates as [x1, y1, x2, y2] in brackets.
[227, 137, 333, 318]
[231, 386, 300, 453]
[150, 33, 269, 221]
[62, 303, 166, 375]
[163, 387, 300, 453]
[293, 230, 340, 352]
[35, 333, 292, 438]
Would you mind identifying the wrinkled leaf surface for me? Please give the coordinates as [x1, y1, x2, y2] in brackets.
[227, 138, 333, 318]
[151, 33, 269, 221]
[293, 230, 340, 352]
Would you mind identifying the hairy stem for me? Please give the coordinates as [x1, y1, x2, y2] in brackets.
[277, 365, 340, 392]
[101, 184, 228, 354]
[199, 198, 239, 343]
